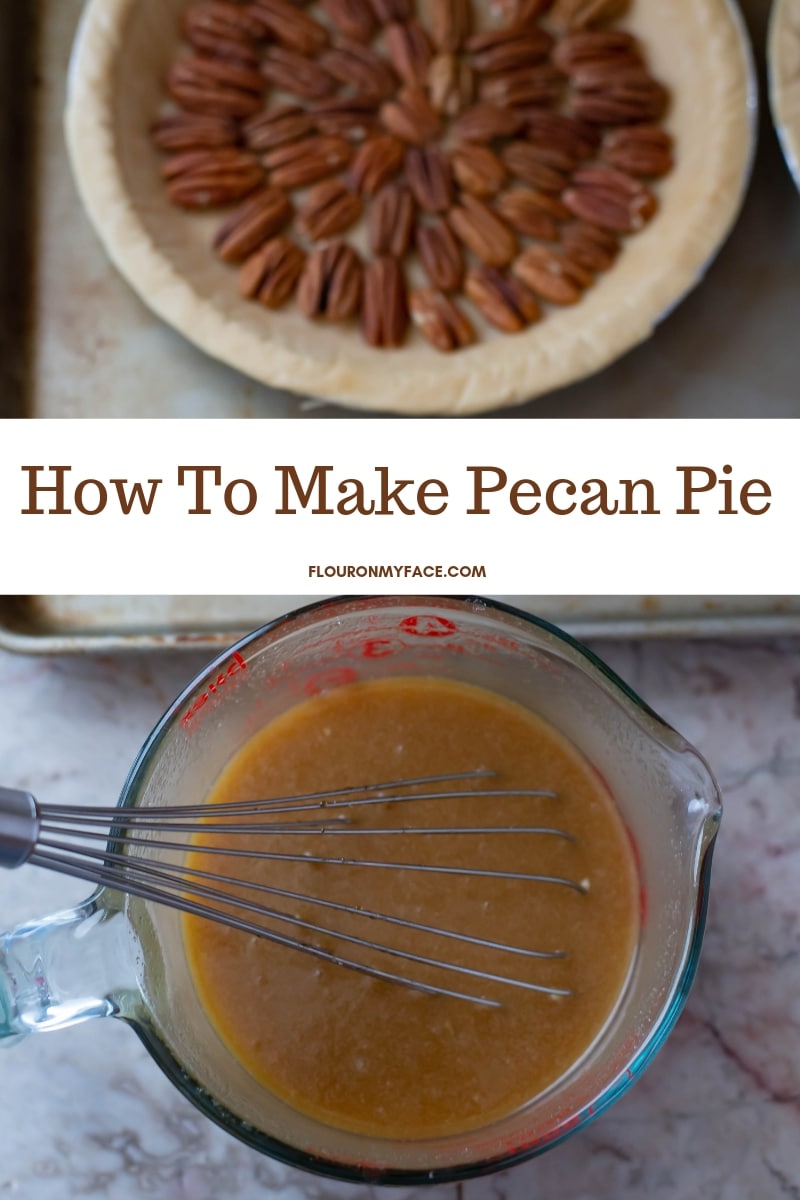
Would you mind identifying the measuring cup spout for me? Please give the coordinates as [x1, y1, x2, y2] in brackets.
[0, 895, 136, 1046]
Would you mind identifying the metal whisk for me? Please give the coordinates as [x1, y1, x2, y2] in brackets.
[0, 775, 587, 1008]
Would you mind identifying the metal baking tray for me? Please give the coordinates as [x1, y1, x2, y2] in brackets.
[1, 596, 799, 655]
[0, 0, 796, 420]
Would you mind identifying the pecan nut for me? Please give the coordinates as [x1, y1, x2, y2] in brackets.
[369, 183, 416, 256]
[184, 2, 262, 64]
[447, 195, 517, 266]
[384, 21, 434, 87]
[553, 29, 641, 70]
[261, 48, 338, 100]
[417, 220, 464, 291]
[501, 143, 569, 193]
[348, 135, 406, 194]
[265, 135, 353, 189]
[560, 220, 619, 271]
[410, 288, 475, 352]
[243, 104, 315, 151]
[452, 102, 525, 142]
[602, 124, 674, 178]
[563, 164, 658, 232]
[214, 186, 293, 260]
[368, 0, 412, 19]
[167, 56, 265, 118]
[312, 97, 381, 138]
[152, 113, 240, 151]
[321, 40, 399, 100]
[163, 147, 263, 207]
[405, 147, 454, 213]
[464, 265, 540, 332]
[512, 245, 593, 305]
[319, 0, 377, 42]
[240, 235, 306, 306]
[362, 257, 409, 347]
[427, 53, 474, 116]
[525, 111, 600, 161]
[451, 143, 506, 197]
[297, 241, 363, 320]
[430, 0, 473, 52]
[250, 0, 330, 54]
[380, 87, 440, 144]
[478, 64, 565, 109]
[466, 27, 553, 73]
[297, 179, 363, 240]
[494, 188, 559, 240]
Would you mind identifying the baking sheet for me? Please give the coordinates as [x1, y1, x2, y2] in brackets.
[0, 0, 797, 420]
[1, 596, 799, 655]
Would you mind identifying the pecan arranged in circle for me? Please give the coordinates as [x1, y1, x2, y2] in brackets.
[154, 0, 673, 353]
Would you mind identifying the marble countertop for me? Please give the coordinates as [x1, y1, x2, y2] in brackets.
[1, 636, 798, 1200]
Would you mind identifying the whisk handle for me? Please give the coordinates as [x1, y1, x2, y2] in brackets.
[0, 788, 40, 869]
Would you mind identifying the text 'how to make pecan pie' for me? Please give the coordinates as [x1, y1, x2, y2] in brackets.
[152, 0, 676, 354]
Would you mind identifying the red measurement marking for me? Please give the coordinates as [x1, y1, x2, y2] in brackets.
[399, 615, 457, 638]
[361, 638, 403, 659]
[181, 652, 247, 728]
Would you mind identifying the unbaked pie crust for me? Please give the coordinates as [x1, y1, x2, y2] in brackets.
[770, 0, 800, 190]
[65, 0, 756, 415]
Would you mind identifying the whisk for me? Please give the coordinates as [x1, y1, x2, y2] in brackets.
[0, 774, 587, 1008]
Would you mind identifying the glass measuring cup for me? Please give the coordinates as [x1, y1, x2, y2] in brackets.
[0, 596, 721, 1185]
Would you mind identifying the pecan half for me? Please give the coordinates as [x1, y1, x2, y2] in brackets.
[553, 29, 641, 70]
[214, 186, 293, 260]
[380, 87, 440, 144]
[466, 27, 553, 73]
[464, 265, 540, 332]
[479, 64, 564, 109]
[320, 0, 377, 42]
[494, 188, 559, 240]
[452, 102, 525, 142]
[512, 245, 593, 304]
[265, 135, 353, 188]
[405, 147, 454, 213]
[240, 235, 306, 306]
[321, 40, 399, 100]
[313, 97, 381, 138]
[451, 143, 506, 198]
[571, 74, 669, 125]
[501, 143, 569, 193]
[369, 183, 416, 256]
[368, 0, 412, 19]
[428, 53, 474, 116]
[493, 0, 556, 22]
[297, 241, 363, 320]
[167, 56, 265, 118]
[550, 0, 631, 29]
[250, 0, 330, 54]
[560, 220, 619, 270]
[525, 111, 600, 160]
[261, 47, 338, 99]
[417, 220, 464, 291]
[430, 0, 473, 52]
[163, 147, 263, 207]
[152, 113, 240, 151]
[384, 21, 433, 87]
[349, 135, 406, 194]
[297, 179, 363, 240]
[184, 2, 262, 64]
[410, 289, 475, 352]
[362, 257, 409, 347]
[447, 195, 517, 266]
[243, 104, 315, 151]
[602, 124, 674, 177]
[563, 164, 657, 232]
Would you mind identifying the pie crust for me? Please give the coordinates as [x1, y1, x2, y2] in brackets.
[65, 0, 756, 415]
[770, 0, 800, 191]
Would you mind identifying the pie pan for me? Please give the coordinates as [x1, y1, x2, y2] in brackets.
[769, 0, 800, 191]
[65, 0, 757, 415]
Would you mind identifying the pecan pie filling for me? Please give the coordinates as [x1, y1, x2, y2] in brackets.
[152, 0, 674, 353]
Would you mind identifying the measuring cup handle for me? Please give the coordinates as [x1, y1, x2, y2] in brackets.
[0, 895, 135, 1045]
